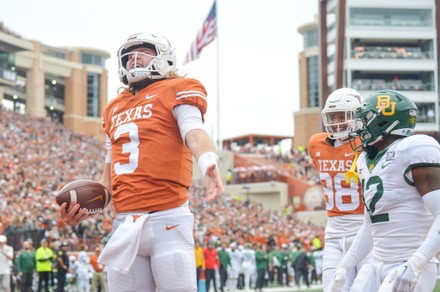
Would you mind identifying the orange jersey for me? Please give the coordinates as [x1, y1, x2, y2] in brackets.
[308, 133, 363, 217]
[102, 78, 207, 213]
[89, 254, 104, 272]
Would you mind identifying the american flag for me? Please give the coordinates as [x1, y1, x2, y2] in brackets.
[183, 1, 217, 65]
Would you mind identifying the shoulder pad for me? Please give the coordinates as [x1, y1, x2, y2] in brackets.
[394, 135, 439, 152]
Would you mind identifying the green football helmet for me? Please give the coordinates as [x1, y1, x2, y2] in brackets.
[352, 89, 417, 151]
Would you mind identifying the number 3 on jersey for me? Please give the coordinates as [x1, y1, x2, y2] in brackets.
[113, 122, 139, 175]
[320, 172, 361, 213]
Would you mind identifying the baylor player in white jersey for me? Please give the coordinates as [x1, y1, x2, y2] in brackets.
[328, 90, 440, 292]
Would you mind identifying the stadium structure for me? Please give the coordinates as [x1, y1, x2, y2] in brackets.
[0, 22, 109, 139]
[295, 0, 440, 148]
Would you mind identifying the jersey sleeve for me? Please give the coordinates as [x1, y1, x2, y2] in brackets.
[401, 135, 440, 183]
[404, 135, 440, 166]
[173, 78, 208, 120]
[308, 133, 325, 169]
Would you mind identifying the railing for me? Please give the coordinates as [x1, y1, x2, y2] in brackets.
[352, 79, 434, 91]
[0, 67, 17, 82]
[352, 46, 431, 60]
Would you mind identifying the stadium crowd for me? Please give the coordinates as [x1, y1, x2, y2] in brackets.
[0, 106, 113, 250]
[228, 145, 320, 185]
[0, 106, 326, 291]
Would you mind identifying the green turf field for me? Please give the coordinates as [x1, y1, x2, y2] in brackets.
[435, 279, 440, 292]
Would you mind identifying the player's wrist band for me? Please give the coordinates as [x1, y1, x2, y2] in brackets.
[198, 152, 219, 177]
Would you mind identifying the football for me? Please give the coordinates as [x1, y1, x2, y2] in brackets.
[55, 179, 111, 215]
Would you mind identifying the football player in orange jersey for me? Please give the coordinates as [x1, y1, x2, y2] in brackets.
[308, 88, 366, 292]
[59, 31, 224, 292]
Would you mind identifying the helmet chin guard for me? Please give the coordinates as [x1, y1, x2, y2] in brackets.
[117, 31, 177, 85]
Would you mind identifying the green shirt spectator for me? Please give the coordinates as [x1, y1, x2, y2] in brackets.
[16, 246, 36, 273]
[291, 247, 302, 266]
[218, 248, 230, 269]
[16, 241, 36, 292]
[278, 245, 290, 268]
[255, 249, 269, 270]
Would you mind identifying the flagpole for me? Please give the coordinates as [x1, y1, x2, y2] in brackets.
[183, 0, 219, 148]
[215, 0, 221, 151]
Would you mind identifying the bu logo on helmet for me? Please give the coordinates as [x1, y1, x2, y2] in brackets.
[376, 95, 396, 116]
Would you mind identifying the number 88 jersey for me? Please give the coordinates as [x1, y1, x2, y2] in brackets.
[308, 133, 364, 238]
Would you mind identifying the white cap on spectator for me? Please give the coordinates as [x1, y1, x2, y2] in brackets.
[0, 235, 6, 243]
[281, 243, 288, 249]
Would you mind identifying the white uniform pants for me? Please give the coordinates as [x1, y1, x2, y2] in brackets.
[105, 204, 196, 292]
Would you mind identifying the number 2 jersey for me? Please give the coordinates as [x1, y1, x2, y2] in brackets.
[308, 133, 364, 240]
[357, 134, 440, 262]
[102, 78, 207, 213]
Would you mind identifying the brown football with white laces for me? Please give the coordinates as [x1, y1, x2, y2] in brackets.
[55, 179, 111, 215]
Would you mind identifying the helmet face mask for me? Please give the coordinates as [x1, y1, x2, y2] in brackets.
[351, 89, 417, 151]
[322, 110, 356, 140]
[118, 31, 177, 85]
[321, 88, 363, 140]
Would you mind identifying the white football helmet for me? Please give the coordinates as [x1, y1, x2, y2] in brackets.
[321, 88, 363, 140]
[117, 31, 177, 85]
